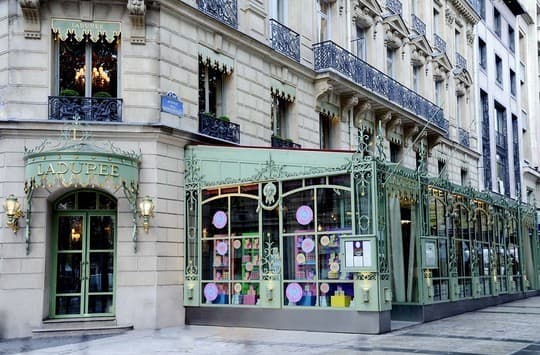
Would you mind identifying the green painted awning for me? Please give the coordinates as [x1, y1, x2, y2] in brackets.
[271, 78, 296, 102]
[320, 102, 340, 120]
[52, 19, 120, 43]
[199, 45, 234, 74]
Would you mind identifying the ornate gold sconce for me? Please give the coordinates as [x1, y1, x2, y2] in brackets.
[139, 196, 155, 232]
[3, 194, 23, 233]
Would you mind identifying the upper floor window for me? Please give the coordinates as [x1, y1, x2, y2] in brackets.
[199, 60, 225, 116]
[494, 8, 501, 37]
[269, 0, 287, 24]
[319, 113, 332, 149]
[455, 30, 461, 53]
[508, 27, 515, 52]
[386, 47, 396, 78]
[478, 38, 487, 70]
[456, 95, 463, 127]
[390, 142, 401, 163]
[271, 94, 289, 139]
[317, 0, 330, 42]
[411, 0, 418, 14]
[434, 80, 443, 107]
[354, 26, 367, 60]
[55, 34, 118, 98]
[495, 55, 503, 85]
[433, 9, 440, 34]
[479, 0, 486, 19]
[412, 66, 420, 92]
[510, 69, 516, 96]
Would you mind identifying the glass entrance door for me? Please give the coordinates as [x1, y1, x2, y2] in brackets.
[52, 212, 116, 317]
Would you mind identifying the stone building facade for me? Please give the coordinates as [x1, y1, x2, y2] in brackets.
[0, 0, 538, 338]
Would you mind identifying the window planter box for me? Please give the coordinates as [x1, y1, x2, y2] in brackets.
[48, 96, 122, 122]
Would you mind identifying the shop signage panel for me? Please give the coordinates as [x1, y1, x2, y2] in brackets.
[339, 235, 377, 272]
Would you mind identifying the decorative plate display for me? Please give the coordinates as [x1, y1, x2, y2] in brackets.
[216, 241, 228, 256]
[245, 262, 253, 271]
[330, 262, 340, 272]
[301, 237, 315, 253]
[296, 253, 306, 264]
[204, 283, 219, 301]
[212, 211, 227, 229]
[234, 283, 242, 293]
[232, 239, 241, 249]
[320, 235, 330, 246]
[296, 205, 313, 225]
[320, 283, 330, 294]
[286, 283, 303, 303]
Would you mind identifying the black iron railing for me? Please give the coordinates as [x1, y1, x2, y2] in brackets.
[197, 0, 238, 29]
[48, 96, 122, 122]
[456, 52, 467, 70]
[313, 41, 448, 133]
[434, 34, 446, 53]
[271, 135, 301, 149]
[199, 113, 240, 144]
[386, 0, 402, 15]
[411, 14, 426, 36]
[269, 19, 300, 62]
[458, 128, 470, 148]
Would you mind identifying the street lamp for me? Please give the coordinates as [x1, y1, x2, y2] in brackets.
[3, 194, 23, 233]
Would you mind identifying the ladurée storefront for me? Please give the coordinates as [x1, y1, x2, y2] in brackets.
[22, 124, 142, 320]
[183, 142, 540, 334]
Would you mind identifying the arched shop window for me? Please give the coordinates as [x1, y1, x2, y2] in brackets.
[54, 33, 118, 98]
[474, 204, 491, 296]
[451, 196, 473, 298]
[493, 207, 508, 292]
[428, 191, 450, 301]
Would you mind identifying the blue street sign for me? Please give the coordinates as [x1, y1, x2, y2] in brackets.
[161, 95, 183, 117]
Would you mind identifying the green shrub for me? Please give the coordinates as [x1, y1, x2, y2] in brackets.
[93, 91, 113, 98]
[60, 89, 80, 97]
[218, 115, 230, 122]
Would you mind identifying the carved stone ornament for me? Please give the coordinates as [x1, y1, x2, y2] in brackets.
[433, 64, 449, 82]
[466, 28, 474, 46]
[353, 6, 374, 29]
[354, 101, 374, 129]
[19, 0, 41, 39]
[410, 47, 426, 67]
[445, 8, 455, 25]
[384, 28, 403, 49]
[127, 0, 146, 44]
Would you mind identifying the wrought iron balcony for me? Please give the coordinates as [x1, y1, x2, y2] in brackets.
[199, 113, 240, 144]
[496, 132, 507, 149]
[458, 128, 470, 148]
[313, 41, 448, 133]
[386, 0, 402, 15]
[269, 19, 300, 62]
[271, 135, 301, 149]
[455, 52, 467, 70]
[48, 96, 122, 122]
[411, 15, 426, 36]
[197, 0, 238, 29]
[433, 34, 446, 53]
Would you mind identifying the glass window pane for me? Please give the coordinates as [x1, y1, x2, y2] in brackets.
[59, 36, 86, 96]
[98, 194, 117, 210]
[78, 191, 97, 209]
[283, 190, 315, 233]
[56, 194, 75, 210]
[89, 216, 114, 250]
[58, 216, 83, 251]
[284, 282, 316, 306]
[231, 282, 260, 305]
[202, 282, 230, 304]
[230, 197, 259, 236]
[56, 253, 82, 293]
[88, 252, 114, 292]
[231, 237, 260, 281]
[91, 39, 118, 97]
[88, 295, 113, 314]
[202, 198, 228, 238]
[202, 239, 230, 281]
[316, 188, 352, 232]
[56, 296, 81, 315]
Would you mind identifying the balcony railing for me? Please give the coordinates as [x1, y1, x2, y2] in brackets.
[313, 41, 448, 133]
[386, 0, 402, 15]
[197, 0, 238, 29]
[496, 132, 507, 149]
[48, 96, 122, 122]
[433, 34, 446, 54]
[269, 19, 300, 62]
[411, 15, 426, 36]
[199, 113, 240, 144]
[458, 128, 470, 148]
[456, 52, 467, 70]
[271, 135, 301, 149]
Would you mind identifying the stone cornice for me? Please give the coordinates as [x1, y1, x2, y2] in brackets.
[448, 0, 481, 25]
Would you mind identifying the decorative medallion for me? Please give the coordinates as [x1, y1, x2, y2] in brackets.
[216, 241, 228, 256]
[286, 283, 303, 303]
[234, 283, 242, 293]
[296, 205, 314, 225]
[320, 283, 330, 294]
[204, 283, 219, 301]
[212, 210, 227, 229]
[245, 262, 253, 271]
[233, 239, 241, 249]
[301, 237, 315, 253]
[320, 235, 330, 246]
[296, 253, 306, 264]
[263, 182, 277, 205]
[330, 262, 340, 272]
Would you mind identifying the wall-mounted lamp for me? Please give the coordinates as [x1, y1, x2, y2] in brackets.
[3, 194, 23, 233]
[362, 288, 370, 303]
[139, 196, 155, 232]
[266, 285, 274, 302]
[187, 284, 195, 300]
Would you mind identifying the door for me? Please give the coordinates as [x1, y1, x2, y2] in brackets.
[51, 191, 116, 318]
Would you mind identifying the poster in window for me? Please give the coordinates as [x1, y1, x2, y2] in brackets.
[344, 240, 372, 268]
[425, 240, 437, 268]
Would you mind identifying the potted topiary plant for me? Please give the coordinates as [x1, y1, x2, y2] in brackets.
[60, 89, 80, 97]
[93, 91, 113, 98]
[218, 115, 230, 122]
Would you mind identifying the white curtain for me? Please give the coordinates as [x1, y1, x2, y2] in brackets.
[407, 208, 416, 302]
[389, 196, 405, 302]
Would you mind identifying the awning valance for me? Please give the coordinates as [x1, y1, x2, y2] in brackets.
[319, 102, 340, 120]
[198, 45, 234, 74]
[52, 19, 120, 43]
[270, 78, 296, 102]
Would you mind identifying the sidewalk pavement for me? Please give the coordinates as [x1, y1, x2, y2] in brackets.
[1, 296, 540, 355]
